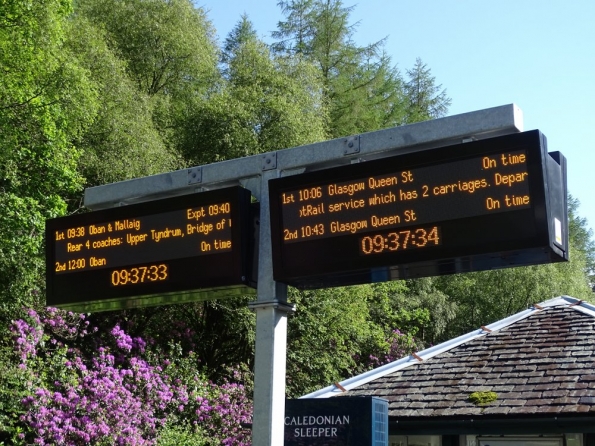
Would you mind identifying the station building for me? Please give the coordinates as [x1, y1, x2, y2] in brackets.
[302, 296, 595, 446]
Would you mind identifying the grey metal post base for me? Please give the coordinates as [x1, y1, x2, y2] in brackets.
[249, 298, 296, 444]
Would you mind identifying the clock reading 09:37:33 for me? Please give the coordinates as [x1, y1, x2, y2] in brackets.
[359, 226, 441, 255]
[110, 264, 168, 286]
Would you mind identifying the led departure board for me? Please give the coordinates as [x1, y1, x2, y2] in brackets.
[269, 130, 568, 289]
[46, 186, 255, 312]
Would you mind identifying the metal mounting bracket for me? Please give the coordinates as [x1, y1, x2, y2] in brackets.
[187, 166, 202, 184]
[248, 299, 296, 314]
[262, 152, 277, 170]
[344, 135, 360, 155]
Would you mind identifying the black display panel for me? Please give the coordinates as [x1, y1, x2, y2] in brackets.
[269, 130, 568, 289]
[285, 397, 388, 446]
[46, 186, 255, 312]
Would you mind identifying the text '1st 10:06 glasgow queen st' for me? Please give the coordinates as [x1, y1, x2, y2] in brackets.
[268, 130, 568, 288]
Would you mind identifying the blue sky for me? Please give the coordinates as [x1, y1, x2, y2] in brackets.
[199, 0, 595, 235]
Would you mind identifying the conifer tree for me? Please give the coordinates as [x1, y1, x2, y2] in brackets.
[181, 16, 328, 164]
[273, 0, 409, 136]
[404, 57, 451, 122]
[221, 13, 258, 66]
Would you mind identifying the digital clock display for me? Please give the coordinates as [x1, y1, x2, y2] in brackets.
[46, 186, 255, 312]
[110, 264, 168, 286]
[269, 130, 568, 289]
[360, 226, 441, 255]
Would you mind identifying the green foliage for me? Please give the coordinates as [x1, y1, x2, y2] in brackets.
[376, 278, 458, 345]
[180, 300, 256, 383]
[64, 16, 180, 185]
[74, 0, 219, 170]
[366, 281, 432, 347]
[468, 391, 498, 406]
[404, 58, 451, 122]
[0, 195, 47, 323]
[273, 0, 409, 137]
[568, 195, 595, 284]
[75, 0, 218, 98]
[286, 285, 386, 396]
[156, 424, 208, 446]
[182, 22, 328, 164]
[435, 253, 592, 341]
[0, 345, 31, 443]
[221, 14, 258, 66]
[0, 0, 97, 321]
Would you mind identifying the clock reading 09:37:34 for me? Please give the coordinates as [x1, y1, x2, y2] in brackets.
[359, 226, 441, 255]
[111, 264, 168, 286]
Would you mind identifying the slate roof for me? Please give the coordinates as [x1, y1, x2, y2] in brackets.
[302, 296, 595, 420]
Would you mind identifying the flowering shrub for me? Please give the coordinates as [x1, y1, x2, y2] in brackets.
[7, 308, 252, 445]
[357, 328, 419, 371]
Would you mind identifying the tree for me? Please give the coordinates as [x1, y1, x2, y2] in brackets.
[75, 0, 218, 98]
[273, 0, 317, 56]
[74, 0, 220, 162]
[567, 195, 595, 284]
[432, 197, 594, 341]
[285, 285, 385, 396]
[434, 261, 591, 342]
[369, 279, 458, 346]
[181, 18, 328, 164]
[221, 13, 258, 66]
[272, 0, 408, 137]
[403, 57, 451, 122]
[64, 16, 180, 186]
[0, 0, 98, 323]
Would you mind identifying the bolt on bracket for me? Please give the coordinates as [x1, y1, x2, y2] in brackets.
[187, 166, 202, 185]
[343, 135, 360, 155]
[262, 152, 277, 170]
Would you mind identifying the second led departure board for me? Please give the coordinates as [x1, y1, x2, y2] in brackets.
[46, 186, 255, 312]
[269, 130, 568, 289]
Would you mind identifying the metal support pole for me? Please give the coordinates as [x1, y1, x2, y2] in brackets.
[249, 169, 295, 446]
[250, 299, 294, 444]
